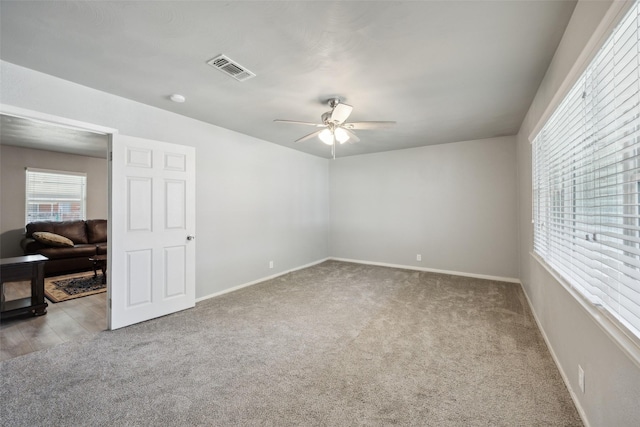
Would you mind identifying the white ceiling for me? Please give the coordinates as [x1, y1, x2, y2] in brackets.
[0, 115, 109, 158]
[0, 1, 576, 159]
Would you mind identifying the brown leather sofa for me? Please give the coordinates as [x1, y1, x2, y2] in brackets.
[21, 220, 107, 277]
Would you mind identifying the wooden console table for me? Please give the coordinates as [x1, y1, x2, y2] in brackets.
[0, 255, 48, 318]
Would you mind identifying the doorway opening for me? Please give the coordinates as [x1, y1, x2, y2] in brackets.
[0, 107, 114, 361]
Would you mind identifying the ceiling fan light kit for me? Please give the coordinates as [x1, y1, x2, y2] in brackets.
[319, 128, 334, 145]
[274, 98, 396, 158]
[334, 127, 349, 144]
[319, 127, 348, 145]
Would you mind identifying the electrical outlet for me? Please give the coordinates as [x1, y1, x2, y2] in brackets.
[416, 254, 422, 262]
[269, 261, 274, 269]
[578, 365, 585, 393]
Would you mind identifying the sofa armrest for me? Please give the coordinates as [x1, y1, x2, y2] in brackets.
[20, 237, 35, 252]
[20, 237, 48, 254]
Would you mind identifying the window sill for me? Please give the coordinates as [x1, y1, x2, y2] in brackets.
[530, 251, 640, 370]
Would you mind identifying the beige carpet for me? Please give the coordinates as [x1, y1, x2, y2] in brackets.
[0, 261, 581, 426]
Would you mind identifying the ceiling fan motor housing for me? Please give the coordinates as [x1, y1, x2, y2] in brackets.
[328, 98, 341, 108]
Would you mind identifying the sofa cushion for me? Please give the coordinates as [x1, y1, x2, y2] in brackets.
[86, 219, 107, 243]
[32, 231, 74, 248]
[37, 244, 97, 260]
[96, 243, 108, 255]
[26, 220, 88, 244]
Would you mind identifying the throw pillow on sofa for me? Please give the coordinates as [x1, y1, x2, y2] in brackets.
[32, 231, 74, 248]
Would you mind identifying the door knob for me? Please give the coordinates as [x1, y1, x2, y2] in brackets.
[187, 235, 195, 241]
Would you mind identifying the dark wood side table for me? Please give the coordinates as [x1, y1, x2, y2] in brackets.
[0, 255, 48, 318]
[89, 255, 107, 284]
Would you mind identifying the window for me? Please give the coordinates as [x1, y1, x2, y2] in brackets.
[25, 168, 87, 223]
[533, 2, 640, 340]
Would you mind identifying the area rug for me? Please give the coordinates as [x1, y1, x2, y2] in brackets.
[44, 272, 106, 303]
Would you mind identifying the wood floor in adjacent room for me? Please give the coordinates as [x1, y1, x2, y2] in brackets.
[0, 281, 106, 361]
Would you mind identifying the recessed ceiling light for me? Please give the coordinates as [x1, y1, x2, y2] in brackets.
[169, 94, 186, 103]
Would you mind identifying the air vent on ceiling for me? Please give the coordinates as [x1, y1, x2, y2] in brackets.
[207, 54, 256, 82]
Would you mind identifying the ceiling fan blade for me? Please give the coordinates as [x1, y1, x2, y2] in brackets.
[274, 119, 324, 127]
[342, 121, 396, 130]
[342, 128, 360, 143]
[295, 129, 323, 143]
[330, 103, 353, 124]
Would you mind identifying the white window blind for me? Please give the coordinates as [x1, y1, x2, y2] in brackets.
[25, 168, 87, 223]
[533, 2, 640, 340]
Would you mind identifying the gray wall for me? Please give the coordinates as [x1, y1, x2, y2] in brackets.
[516, 1, 640, 425]
[0, 60, 330, 298]
[330, 136, 518, 280]
[0, 145, 108, 258]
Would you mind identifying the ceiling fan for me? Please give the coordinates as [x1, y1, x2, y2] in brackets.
[274, 98, 395, 158]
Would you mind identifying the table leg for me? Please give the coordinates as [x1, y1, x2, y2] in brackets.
[31, 262, 47, 315]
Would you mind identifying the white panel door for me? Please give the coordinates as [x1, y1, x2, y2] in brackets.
[109, 134, 195, 330]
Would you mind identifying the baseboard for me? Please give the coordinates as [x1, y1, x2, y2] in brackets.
[196, 257, 519, 303]
[329, 257, 521, 284]
[518, 283, 591, 427]
[195, 255, 587, 424]
[195, 257, 330, 303]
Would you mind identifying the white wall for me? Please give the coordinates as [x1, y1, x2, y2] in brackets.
[0, 145, 108, 258]
[516, 1, 640, 425]
[330, 136, 518, 280]
[0, 60, 330, 299]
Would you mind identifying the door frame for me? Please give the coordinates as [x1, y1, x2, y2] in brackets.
[0, 104, 119, 327]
